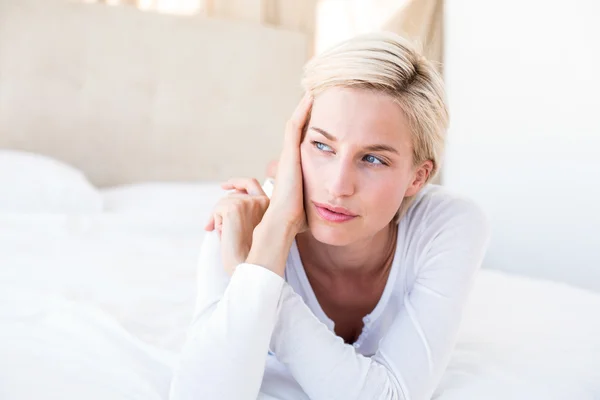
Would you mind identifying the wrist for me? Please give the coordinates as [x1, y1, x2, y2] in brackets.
[246, 211, 297, 277]
[262, 206, 304, 237]
[261, 207, 300, 237]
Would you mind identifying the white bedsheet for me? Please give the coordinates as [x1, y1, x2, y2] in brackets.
[0, 213, 205, 353]
[437, 271, 600, 399]
[1, 212, 599, 399]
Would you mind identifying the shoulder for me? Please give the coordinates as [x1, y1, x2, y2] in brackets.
[401, 184, 489, 231]
[396, 185, 492, 288]
[399, 184, 491, 259]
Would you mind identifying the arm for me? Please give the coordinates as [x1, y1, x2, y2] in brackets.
[170, 93, 313, 400]
[265, 200, 491, 400]
[168, 230, 286, 400]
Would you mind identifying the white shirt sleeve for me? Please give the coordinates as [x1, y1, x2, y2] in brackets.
[268, 198, 491, 400]
[169, 231, 286, 400]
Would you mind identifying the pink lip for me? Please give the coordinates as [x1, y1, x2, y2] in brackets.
[313, 202, 357, 223]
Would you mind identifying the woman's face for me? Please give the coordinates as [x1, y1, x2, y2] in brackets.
[300, 87, 429, 246]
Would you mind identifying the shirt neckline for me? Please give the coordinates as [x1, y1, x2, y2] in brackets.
[289, 233, 401, 332]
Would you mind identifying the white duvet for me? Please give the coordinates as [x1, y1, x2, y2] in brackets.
[1, 212, 599, 399]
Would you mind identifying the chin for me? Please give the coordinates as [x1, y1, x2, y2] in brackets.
[307, 219, 359, 247]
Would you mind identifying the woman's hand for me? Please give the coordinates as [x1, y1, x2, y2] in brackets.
[204, 178, 269, 276]
[267, 93, 313, 234]
[244, 93, 313, 277]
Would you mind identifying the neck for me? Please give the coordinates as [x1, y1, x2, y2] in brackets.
[296, 223, 398, 279]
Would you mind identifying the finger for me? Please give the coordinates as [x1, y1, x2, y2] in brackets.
[214, 214, 223, 233]
[291, 92, 313, 126]
[285, 93, 313, 147]
[205, 197, 229, 231]
[221, 178, 260, 194]
[220, 178, 265, 197]
[204, 205, 225, 231]
[221, 180, 247, 194]
[204, 215, 215, 231]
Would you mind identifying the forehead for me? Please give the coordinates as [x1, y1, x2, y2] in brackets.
[309, 87, 412, 147]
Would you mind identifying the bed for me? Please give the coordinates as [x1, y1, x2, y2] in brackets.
[1, 150, 599, 399]
[1, 1, 599, 399]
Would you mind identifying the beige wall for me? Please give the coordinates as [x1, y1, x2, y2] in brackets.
[0, 0, 309, 186]
[91, 0, 318, 55]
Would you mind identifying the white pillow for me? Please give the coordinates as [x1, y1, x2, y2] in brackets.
[0, 150, 103, 213]
[100, 182, 226, 218]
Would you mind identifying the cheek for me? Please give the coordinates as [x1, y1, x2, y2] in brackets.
[300, 145, 321, 170]
[300, 146, 332, 203]
[362, 175, 407, 218]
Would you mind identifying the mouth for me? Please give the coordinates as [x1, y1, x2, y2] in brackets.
[312, 201, 358, 223]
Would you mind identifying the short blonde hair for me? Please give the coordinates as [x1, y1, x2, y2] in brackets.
[301, 32, 448, 221]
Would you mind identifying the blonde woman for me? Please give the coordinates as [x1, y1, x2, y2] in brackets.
[170, 32, 490, 400]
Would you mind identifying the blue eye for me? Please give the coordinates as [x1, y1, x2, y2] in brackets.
[313, 141, 333, 152]
[364, 155, 384, 165]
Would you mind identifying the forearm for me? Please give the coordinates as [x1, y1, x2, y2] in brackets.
[170, 208, 297, 399]
[246, 208, 297, 277]
[269, 286, 403, 400]
[169, 264, 284, 400]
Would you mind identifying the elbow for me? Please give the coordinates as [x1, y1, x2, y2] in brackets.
[382, 371, 408, 400]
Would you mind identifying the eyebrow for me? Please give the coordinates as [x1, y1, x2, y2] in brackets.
[309, 126, 399, 155]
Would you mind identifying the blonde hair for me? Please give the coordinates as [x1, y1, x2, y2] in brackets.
[301, 32, 448, 221]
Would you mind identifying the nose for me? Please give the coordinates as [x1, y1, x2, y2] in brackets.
[327, 156, 356, 198]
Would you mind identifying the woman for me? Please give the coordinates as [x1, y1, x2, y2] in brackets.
[170, 32, 490, 400]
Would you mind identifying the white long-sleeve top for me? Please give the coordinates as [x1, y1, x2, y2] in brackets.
[169, 184, 491, 400]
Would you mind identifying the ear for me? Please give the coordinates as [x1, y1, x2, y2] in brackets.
[405, 160, 433, 197]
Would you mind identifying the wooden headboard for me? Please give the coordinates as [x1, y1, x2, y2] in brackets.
[0, 0, 308, 186]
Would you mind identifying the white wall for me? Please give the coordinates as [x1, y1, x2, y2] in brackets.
[444, 0, 600, 292]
